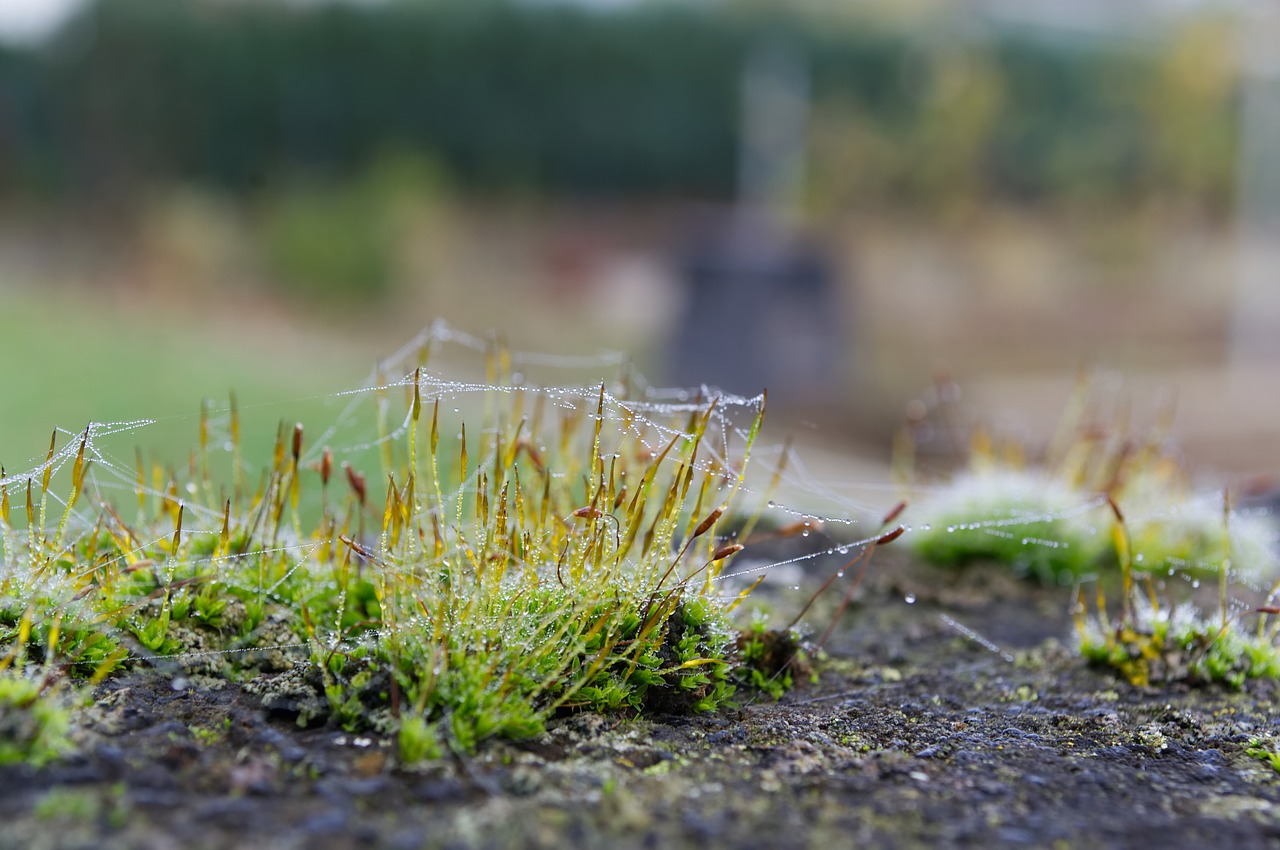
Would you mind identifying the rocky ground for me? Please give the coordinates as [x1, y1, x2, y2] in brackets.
[3, 553, 1280, 850]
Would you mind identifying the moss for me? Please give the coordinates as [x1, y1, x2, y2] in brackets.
[907, 384, 1280, 587]
[910, 469, 1106, 584]
[0, 669, 73, 767]
[0, 350, 780, 758]
[735, 615, 811, 701]
[1245, 738, 1280, 773]
[1078, 602, 1280, 689]
[33, 787, 100, 822]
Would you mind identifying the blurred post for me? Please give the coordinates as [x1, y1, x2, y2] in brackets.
[670, 41, 841, 405]
[1232, 5, 1280, 364]
[739, 41, 809, 217]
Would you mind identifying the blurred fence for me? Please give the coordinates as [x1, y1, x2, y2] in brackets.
[0, 0, 1240, 212]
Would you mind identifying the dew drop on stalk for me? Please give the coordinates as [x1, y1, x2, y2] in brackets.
[904, 593, 916, 604]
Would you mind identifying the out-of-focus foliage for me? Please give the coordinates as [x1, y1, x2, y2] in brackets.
[0, 0, 1242, 212]
[258, 151, 443, 304]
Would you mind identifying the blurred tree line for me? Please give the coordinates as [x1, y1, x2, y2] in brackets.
[0, 0, 1239, 214]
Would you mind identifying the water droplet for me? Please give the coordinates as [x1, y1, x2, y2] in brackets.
[801, 530, 810, 537]
[947, 526, 957, 533]
[1192, 580, 1201, 589]
[836, 571, 845, 578]
[767, 500, 776, 509]
[904, 593, 917, 604]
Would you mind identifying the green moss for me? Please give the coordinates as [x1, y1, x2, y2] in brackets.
[910, 470, 1104, 584]
[908, 393, 1280, 587]
[0, 349, 778, 758]
[735, 614, 810, 701]
[398, 713, 442, 764]
[1078, 604, 1280, 689]
[0, 669, 72, 767]
[1245, 738, 1280, 773]
[33, 787, 99, 822]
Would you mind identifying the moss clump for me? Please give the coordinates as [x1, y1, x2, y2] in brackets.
[735, 614, 811, 701]
[1078, 604, 1280, 689]
[1245, 738, 1280, 773]
[0, 669, 72, 767]
[1120, 487, 1277, 580]
[0, 340, 776, 760]
[1076, 500, 1280, 689]
[906, 381, 1278, 586]
[910, 469, 1103, 584]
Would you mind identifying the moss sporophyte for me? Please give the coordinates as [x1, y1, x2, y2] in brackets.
[0, 339, 813, 763]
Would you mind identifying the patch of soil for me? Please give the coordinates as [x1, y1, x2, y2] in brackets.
[4, 557, 1280, 849]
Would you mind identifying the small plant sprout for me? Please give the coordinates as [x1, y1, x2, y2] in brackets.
[0, 336, 793, 762]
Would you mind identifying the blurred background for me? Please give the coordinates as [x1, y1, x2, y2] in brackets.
[1, 0, 1278, 480]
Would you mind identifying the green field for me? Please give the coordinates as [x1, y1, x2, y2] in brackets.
[0, 287, 384, 477]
